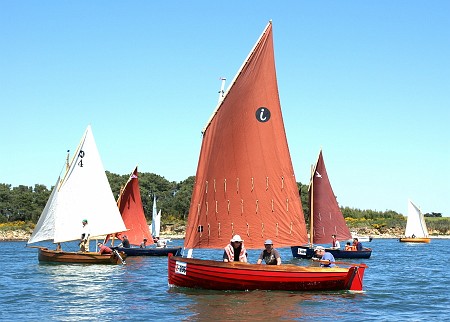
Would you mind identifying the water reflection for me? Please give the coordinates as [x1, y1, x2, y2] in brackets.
[37, 264, 125, 320]
[170, 288, 363, 321]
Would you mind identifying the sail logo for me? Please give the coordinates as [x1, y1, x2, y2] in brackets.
[78, 150, 85, 167]
[256, 107, 271, 122]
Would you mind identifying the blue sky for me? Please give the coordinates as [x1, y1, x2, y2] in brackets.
[1, 1, 449, 217]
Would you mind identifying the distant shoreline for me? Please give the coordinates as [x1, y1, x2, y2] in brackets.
[2, 230, 450, 242]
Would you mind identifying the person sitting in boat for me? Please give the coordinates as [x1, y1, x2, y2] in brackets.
[257, 239, 281, 265]
[314, 246, 336, 267]
[156, 238, 167, 248]
[119, 235, 130, 248]
[330, 234, 340, 249]
[97, 242, 113, 255]
[352, 238, 363, 251]
[79, 219, 90, 252]
[344, 242, 353, 251]
[140, 238, 148, 248]
[223, 235, 247, 263]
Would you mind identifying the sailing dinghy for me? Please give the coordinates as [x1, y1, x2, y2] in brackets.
[168, 21, 367, 292]
[112, 167, 182, 256]
[27, 125, 127, 264]
[399, 200, 430, 243]
[291, 150, 372, 259]
[151, 194, 171, 246]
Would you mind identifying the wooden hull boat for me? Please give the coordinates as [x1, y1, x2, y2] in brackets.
[38, 247, 126, 265]
[168, 254, 367, 292]
[399, 200, 430, 244]
[291, 245, 372, 259]
[112, 246, 182, 256]
[399, 237, 430, 243]
[27, 126, 128, 264]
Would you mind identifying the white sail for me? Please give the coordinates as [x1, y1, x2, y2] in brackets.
[151, 195, 161, 238]
[28, 125, 127, 244]
[28, 177, 60, 244]
[404, 200, 429, 238]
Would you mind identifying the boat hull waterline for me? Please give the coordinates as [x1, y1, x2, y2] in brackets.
[291, 245, 372, 259]
[168, 255, 367, 292]
[38, 248, 126, 265]
[399, 237, 431, 243]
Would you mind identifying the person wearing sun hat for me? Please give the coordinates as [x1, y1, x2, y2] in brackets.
[314, 245, 336, 267]
[223, 234, 247, 263]
[257, 239, 281, 265]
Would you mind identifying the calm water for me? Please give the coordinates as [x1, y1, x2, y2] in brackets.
[1, 238, 449, 321]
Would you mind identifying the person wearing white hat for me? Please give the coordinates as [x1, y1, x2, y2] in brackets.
[257, 239, 281, 265]
[314, 246, 336, 267]
[79, 219, 90, 252]
[223, 235, 247, 263]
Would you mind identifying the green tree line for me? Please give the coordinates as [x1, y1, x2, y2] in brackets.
[1, 172, 447, 234]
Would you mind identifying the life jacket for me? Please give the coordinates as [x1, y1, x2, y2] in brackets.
[224, 244, 247, 262]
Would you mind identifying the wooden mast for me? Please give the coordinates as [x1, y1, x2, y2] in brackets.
[309, 163, 314, 247]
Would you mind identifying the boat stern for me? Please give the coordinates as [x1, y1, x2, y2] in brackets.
[346, 264, 367, 292]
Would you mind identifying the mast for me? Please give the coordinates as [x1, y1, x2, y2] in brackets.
[218, 77, 226, 103]
[309, 163, 314, 247]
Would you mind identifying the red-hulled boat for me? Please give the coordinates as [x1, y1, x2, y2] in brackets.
[167, 21, 367, 292]
[168, 255, 367, 291]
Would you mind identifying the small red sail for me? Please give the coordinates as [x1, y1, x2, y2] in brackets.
[184, 22, 308, 250]
[311, 150, 352, 244]
[117, 167, 154, 246]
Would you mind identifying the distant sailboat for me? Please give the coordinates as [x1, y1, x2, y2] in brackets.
[151, 195, 171, 247]
[27, 125, 127, 264]
[291, 149, 372, 259]
[112, 167, 181, 256]
[399, 200, 430, 243]
[168, 21, 367, 292]
[151, 195, 160, 239]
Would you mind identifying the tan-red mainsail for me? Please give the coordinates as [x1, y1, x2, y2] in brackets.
[116, 167, 154, 246]
[310, 150, 352, 244]
[184, 21, 308, 250]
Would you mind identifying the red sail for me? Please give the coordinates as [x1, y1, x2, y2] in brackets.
[117, 167, 154, 246]
[184, 22, 308, 250]
[311, 150, 352, 244]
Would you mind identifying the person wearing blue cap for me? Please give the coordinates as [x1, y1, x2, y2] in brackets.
[257, 239, 281, 265]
